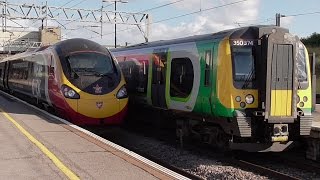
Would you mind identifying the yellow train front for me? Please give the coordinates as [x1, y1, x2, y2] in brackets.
[221, 26, 313, 151]
[51, 39, 128, 125]
[0, 38, 128, 125]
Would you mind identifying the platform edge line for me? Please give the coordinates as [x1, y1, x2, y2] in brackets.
[0, 108, 80, 180]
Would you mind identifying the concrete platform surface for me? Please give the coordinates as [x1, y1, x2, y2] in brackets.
[0, 93, 185, 180]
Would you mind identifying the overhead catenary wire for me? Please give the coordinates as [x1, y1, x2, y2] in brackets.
[96, 3, 320, 43]
[236, 10, 320, 26]
[71, 0, 185, 42]
[67, 0, 89, 9]
[90, 0, 249, 39]
[136, 0, 185, 13]
[284, 11, 320, 17]
[32, 0, 89, 29]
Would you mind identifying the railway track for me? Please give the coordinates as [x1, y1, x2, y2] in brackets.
[234, 150, 320, 172]
[85, 126, 203, 180]
[231, 159, 300, 180]
[86, 122, 320, 179]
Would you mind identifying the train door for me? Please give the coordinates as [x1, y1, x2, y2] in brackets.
[265, 35, 296, 121]
[166, 44, 199, 112]
[151, 48, 168, 108]
[202, 45, 215, 114]
[4, 61, 10, 90]
[0, 62, 5, 88]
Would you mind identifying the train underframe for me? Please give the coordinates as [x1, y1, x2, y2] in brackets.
[175, 110, 313, 152]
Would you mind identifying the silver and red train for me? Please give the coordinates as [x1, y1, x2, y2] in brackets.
[0, 38, 128, 125]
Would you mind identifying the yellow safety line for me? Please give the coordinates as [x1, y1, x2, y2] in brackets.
[0, 108, 80, 180]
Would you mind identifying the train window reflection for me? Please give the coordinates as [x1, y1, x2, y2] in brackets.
[232, 47, 255, 81]
[66, 52, 114, 76]
[297, 48, 307, 82]
[170, 58, 194, 98]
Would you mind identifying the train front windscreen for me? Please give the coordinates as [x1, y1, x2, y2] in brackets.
[231, 45, 256, 89]
[65, 52, 120, 95]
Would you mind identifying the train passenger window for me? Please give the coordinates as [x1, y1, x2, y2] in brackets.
[204, 50, 212, 86]
[170, 58, 194, 98]
[11, 60, 29, 80]
[232, 47, 255, 82]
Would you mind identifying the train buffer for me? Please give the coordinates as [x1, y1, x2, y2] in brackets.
[0, 93, 188, 180]
[306, 104, 320, 161]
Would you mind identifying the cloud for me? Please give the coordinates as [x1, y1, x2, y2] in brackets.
[147, 0, 260, 41]
[92, 0, 261, 46]
[1, 0, 261, 47]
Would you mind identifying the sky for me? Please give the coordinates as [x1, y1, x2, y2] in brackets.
[3, 0, 320, 46]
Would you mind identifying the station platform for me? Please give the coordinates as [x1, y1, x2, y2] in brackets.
[0, 92, 188, 180]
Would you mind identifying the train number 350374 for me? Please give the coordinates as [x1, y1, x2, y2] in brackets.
[232, 40, 254, 46]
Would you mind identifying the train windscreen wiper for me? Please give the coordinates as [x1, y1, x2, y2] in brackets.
[242, 68, 254, 89]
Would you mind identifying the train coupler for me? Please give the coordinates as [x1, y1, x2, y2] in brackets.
[271, 136, 288, 142]
[271, 124, 289, 142]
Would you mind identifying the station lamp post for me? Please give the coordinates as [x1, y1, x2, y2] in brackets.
[102, 0, 128, 48]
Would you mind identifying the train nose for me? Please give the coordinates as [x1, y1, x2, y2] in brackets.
[77, 96, 121, 118]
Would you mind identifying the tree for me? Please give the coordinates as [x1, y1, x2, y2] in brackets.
[301, 32, 320, 47]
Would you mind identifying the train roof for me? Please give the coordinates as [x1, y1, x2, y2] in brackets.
[0, 38, 108, 63]
[111, 25, 286, 52]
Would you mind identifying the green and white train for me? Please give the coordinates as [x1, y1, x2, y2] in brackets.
[111, 25, 314, 151]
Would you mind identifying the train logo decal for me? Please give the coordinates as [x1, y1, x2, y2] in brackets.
[93, 84, 102, 94]
[96, 101, 103, 109]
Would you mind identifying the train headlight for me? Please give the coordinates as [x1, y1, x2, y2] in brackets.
[235, 96, 241, 102]
[303, 96, 308, 102]
[116, 85, 128, 99]
[67, 89, 76, 97]
[245, 94, 254, 104]
[299, 102, 304, 107]
[61, 85, 80, 99]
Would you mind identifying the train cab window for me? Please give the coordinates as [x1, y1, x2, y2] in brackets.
[66, 52, 115, 77]
[232, 47, 255, 88]
[170, 58, 194, 98]
[297, 44, 308, 90]
[297, 46, 307, 82]
[204, 50, 212, 86]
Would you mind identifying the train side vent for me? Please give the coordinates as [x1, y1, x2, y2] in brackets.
[236, 117, 252, 137]
[300, 116, 313, 136]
